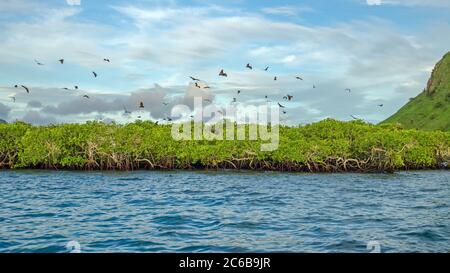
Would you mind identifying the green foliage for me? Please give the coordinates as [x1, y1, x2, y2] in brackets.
[0, 119, 448, 172]
[0, 122, 31, 168]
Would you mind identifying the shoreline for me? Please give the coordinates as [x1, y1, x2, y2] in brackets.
[0, 166, 449, 173]
[2, 156, 448, 173]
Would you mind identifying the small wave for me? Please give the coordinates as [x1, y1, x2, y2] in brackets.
[118, 177, 143, 181]
[400, 229, 445, 241]
[1, 170, 449, 252]
[176, 245, 250, 253]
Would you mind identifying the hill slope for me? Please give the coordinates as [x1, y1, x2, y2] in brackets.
[382, 52, 450, 131]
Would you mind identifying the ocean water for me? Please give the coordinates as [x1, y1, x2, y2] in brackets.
[0, 170, 449, 253]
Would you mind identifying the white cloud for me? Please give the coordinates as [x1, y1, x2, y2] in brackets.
[66, 0, 81, 6]
[0, 0, 42, 12]
[0, 3, 449, 124]
[281, 55, 297, 64]
[261, 5, 313, 17]
[367, 0, 382, 5]
[366, 0, 450, 7]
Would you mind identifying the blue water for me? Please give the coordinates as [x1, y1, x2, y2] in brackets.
[0, 170, 449, 253]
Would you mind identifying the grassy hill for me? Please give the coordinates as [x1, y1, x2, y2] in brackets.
[382, 52, 450, 131]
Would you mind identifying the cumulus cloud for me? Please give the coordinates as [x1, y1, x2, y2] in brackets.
[0, 2, 449, 125]
[27, 100, 43, 108]
[38, 83, 214, 121]
[42, 85, 165, 117]
[0, 103, 11, 119]
[21, 111, 57, 125]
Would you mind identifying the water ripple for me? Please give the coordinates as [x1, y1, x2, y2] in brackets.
[0, 170, 449, 253]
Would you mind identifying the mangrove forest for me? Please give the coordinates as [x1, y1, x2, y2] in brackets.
[0, 118, 449, 172]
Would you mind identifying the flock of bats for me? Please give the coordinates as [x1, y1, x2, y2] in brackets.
[8, 58, 384, 122]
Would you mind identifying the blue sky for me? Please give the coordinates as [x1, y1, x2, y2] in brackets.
[0, 0, 449, 124]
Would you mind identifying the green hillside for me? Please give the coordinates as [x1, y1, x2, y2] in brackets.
[382, 52, 450, 131]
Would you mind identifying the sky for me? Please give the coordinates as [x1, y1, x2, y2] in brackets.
[0, 0, 449, 125]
